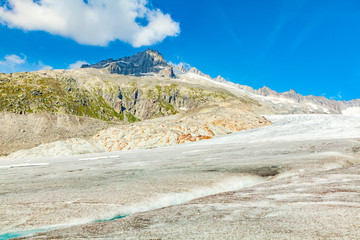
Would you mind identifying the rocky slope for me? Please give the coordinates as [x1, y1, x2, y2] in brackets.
[3, 48, 355, 124]
[95, 104, 269, 152]
[3, 48, 358, 123]
[0, 61, 244, 123]
[172, 64, 360, 114]
[0, 72, 122, 121]
[233, 81, 359, 114]
[0, 112, 112, 156]
[7, 101, 270, 159]
[1, 49, 274, 158]
[3, 48, 359, 158]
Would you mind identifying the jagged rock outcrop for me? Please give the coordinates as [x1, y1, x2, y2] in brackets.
[214, 75, 227, 83]
[180, 65, 360, 114]
[256, 86, 280, 97]
[179, 64, 187, 72]
[188, 67, 211, 78]
[158, 66, 176, 78]
[82, 49, 168, 76]
[234, 84, 358, 113]
[171, 63, 188, 73]
[101, 82, 238, 122]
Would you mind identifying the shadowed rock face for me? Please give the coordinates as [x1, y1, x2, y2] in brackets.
[81, 49, 170, 76]
[158, 67, 176, 78]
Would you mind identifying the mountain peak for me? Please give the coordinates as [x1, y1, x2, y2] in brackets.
[81, 49, 169, 76]
[135, 49, 166, 63]
[179, 64, 187, 72]
[283, 89, 299, 96]
[188, 67, 211, 78]
[256, 86, 279, 96]
[144, 48, 161, 54]
[214, 75, 227, 83]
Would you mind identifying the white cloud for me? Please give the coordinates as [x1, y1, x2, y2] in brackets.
[0, 54, 52, 73]
[0, 54, 26, 66]
[37, 61, 53, 70]
[68, 60, 89, 69]
[0, 0, 180, 47]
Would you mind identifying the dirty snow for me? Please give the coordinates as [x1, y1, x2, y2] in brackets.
[1, 114, 360, 239]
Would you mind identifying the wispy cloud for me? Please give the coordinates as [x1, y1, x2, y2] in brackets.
[287, 7, 326, 56]
[287, 23, 315, 55]
[0, 54, 52, 73]
[68, 60, 89, 69]
[337, 92, 342, 100]
[0, 0, 180, 47]
[37, 61, 53, 70]
[0, 54, 26, 66]
[260, 0, 309, 60]
[0, 54, 27, 72]
[168, 61, 191, 70]
[209, 0, 242, 49]
[329, 92, 343, 100]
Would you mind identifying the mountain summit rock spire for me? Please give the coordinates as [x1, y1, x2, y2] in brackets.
[82, 49, 174, 77]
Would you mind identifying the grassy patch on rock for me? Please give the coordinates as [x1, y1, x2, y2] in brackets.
[0, 72, 122, 121]
[0, 71, 254, 123]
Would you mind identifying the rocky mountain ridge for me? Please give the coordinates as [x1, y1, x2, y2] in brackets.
[79, 49, 359, 114]
[3, 48, 359, 123]
[81, 49, 175, 78]
[2, 49, 359, 158]
[0, 68, 244, 123]
[251, 86, 360, 113]
[170, 63, 359, 114]
[0, 55, 261, 156]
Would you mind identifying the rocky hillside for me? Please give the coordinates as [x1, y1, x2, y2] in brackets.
[0, 69, 243, 123]
[0, 72, 122, 121]
[1, 49, 269, 157]
[252, 86, 358, 113]
[93, 102, 270, 153]
[5, 48, 358, 158]
[172, 64, 360, 114]
[3, 48, 353, 123]
[7, 101, 271, 159]
[0, 112, 111, 156]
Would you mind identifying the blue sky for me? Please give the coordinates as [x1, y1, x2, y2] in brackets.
[0, 0, 359, 100]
